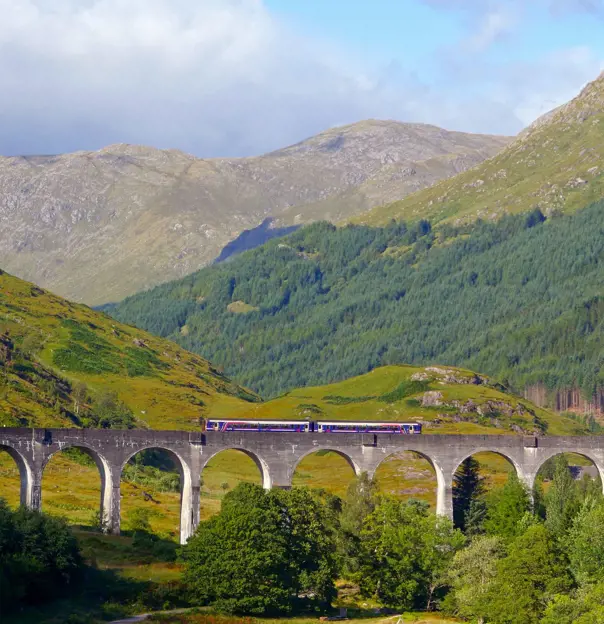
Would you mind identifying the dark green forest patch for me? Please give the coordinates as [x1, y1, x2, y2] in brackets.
[109, 202, 604, 401]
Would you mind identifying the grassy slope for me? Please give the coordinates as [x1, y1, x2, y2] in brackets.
[212, 364, 585, 436]
[357, 72, 604, 226]
[0, 270, 256, 429]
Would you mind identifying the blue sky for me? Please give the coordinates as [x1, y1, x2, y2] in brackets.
[0, 0, 602, 157]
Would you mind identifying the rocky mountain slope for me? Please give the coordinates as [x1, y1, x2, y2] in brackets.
[0, 270, 257, 429]
[358, 72, 604, 226]
[0, 121, 509, 304]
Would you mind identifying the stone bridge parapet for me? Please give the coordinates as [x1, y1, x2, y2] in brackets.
[2, 428, 604, 543]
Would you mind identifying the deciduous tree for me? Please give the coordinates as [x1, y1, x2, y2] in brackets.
[445, 535, 505, 623]
[484, 524, 573, 624]
[545, 455, 580, 537]
[338, 472, 378, 577]
[359, 499, 464, 610]
[568, 499, 604, 585]
[182, 483, 339, 615]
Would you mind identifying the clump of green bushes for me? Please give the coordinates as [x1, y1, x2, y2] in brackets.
[0, 500, 83, 614]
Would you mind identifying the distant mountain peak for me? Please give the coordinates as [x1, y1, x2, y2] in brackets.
[359, 69, 604, 228]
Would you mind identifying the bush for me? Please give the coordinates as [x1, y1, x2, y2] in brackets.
[0, 499, 83, 613]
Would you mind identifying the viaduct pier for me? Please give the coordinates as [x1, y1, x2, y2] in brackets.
[2, 428, 604, 544]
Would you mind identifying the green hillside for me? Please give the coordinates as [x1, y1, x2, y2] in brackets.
[108, 202, 604, 409]
[0, 270, 257, 429]
[211, 365, 586, 436]
[357, 72, 604, 226]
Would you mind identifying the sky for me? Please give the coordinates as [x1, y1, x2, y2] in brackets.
[0, 0, 603, 158]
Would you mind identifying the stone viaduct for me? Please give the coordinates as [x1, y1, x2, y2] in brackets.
[2, 428, 604, 544]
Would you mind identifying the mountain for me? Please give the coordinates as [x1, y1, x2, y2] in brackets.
[0, 121, 509, 304]
[107, 202, 604, 416]
[358, 72, 604, 226]
[0, 270, 258, 429]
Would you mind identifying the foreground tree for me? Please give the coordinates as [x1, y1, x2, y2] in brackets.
[338, 472, 378, 577]
[453, 456, 485, 533]
[182, 483, 338, 615]
[445, 535, 505, 623]
[542, 583, 604, 624]
[484, 524, 573, 624]
[568, 498, 604, 585]
[359, 499, 464, 610]
[273, 488, 339, 607]
[545, 455, 580, 537]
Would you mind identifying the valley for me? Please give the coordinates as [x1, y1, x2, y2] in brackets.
[107, 202, 604, 415]
[3, 268, 579, 547]
[1, 60, 604, 624]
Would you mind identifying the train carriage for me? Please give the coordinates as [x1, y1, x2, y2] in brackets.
[316, 421, 421, 434]
[205, 419, 312, 433]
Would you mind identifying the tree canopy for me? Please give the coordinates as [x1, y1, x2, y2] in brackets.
[181, 483, 338, 615]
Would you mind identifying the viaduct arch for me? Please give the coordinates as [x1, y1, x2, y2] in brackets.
[2, 428, 604, 544]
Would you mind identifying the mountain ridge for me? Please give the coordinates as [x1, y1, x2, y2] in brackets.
[0, 120, 510, 304]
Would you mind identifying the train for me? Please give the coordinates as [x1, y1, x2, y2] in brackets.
[203, 419, 422, 434]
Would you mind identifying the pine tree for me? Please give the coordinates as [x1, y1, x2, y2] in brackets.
[453, 457, 485, 532]
[545, 455, 579, 537]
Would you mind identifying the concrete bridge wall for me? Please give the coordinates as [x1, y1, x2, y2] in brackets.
[2, 428, 604, 544]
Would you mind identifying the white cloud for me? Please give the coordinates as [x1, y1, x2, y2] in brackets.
[0, 0, 372, 156]
[464, 6, 517, 51]
[0, 0, 601, 157]
[507, 47, 604, 124]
